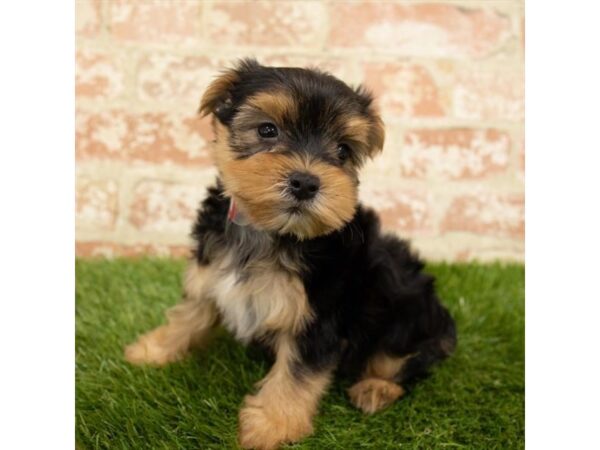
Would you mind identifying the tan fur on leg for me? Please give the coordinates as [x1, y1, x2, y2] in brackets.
[238, 334, 332, 450]
[348, 378, 405, 414]
[125, 263, 218, 366]
[348, 352, 412, 414]
[364, 352, 412, 379]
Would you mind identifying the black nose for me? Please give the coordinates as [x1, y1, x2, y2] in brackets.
[288, 171, 320, 201]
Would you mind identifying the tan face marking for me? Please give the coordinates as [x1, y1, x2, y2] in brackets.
[213, 122, 358, 239]
[246, 91, 298, 125]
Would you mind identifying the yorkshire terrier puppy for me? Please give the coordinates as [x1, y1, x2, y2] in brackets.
[125, 59, 456, 450]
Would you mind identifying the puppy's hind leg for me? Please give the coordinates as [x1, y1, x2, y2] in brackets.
[125, 262, 218, 366]
[349, 328, 456, 414]
[348, 352, 410, 414]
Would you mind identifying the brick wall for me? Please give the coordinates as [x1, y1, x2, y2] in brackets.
[75, 0, 524, 261]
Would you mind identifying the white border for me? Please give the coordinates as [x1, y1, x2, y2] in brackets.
[0, 2, 74, 449]
[527, 1, 600, 448]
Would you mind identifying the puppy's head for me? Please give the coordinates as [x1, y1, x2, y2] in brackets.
[200, 58, 384, 240]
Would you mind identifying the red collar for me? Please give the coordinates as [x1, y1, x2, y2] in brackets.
[227, 198, 249, 226]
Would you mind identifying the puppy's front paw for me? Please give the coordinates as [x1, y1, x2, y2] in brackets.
[124, 326, 184, 366]
[348, 378, 405, 414]
[238, 394, 313, 450]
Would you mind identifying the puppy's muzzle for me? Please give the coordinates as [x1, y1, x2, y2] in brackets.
[288, 171, 320, 201]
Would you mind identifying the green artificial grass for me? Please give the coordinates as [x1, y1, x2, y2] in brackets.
[76, 259, 524, 449]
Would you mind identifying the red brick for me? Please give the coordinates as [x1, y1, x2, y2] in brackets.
[108, 0, 201, 43]
[441, 193, 524, 239]
[402, 129, 510, 179]
[76, 49, 125, 100]
[451, 69, 524, 121]
[75, 110, 214, 166]
[206, 1, 325, 47]
[137, 53, 228, 104]
[76, 0, 102, 37]
[76, 241, 190, 258]
[363, 63, 446, 118]
[360, 187, 433, 235]
[327, 3, 512, 58]
[76, 177, 118, 230]
[129, 180, 205, 233]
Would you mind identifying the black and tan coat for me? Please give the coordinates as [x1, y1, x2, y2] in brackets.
[125, 59, 456, 450]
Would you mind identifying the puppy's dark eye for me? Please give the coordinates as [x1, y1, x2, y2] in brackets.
[337, 143, 351, 162]
[257, 122, 278, 138]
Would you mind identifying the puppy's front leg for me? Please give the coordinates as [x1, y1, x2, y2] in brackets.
[125, 262, 218, 366]
[238, 334, 334, 450]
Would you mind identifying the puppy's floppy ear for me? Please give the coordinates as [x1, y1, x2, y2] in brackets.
[354, 85, 385, 157]
[198, 58, 262, 121]
[198, 69, 238, 119]
[367, 113, 385, 157]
